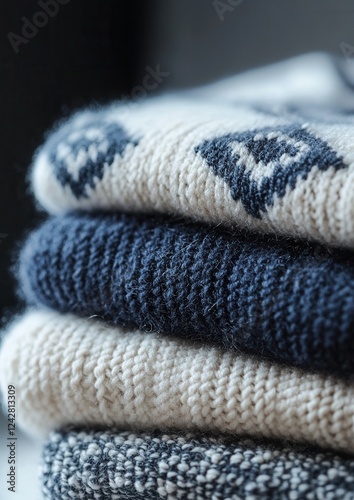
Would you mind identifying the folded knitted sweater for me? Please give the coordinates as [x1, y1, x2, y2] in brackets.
[42, 429, 354, 500]
[1, 310, 354, 453]
[19, 213, 354, 375]
[31, 53, 354, 248]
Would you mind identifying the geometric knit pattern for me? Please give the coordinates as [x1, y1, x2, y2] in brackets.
[19, 213, 354, 376]
[31, 56, 354, 248]
[41, 429, 354, 500]
[1, 309, 354, 453]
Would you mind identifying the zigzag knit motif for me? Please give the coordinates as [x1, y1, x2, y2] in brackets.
[1, 310, 354, 453]
[42, 429, 354, 500]
[19, 213, 354, 375]
[31, 54, 354, 248]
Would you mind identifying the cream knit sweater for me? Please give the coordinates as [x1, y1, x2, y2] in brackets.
[1, 309, 354, 453]
[31, 54, 354, 249]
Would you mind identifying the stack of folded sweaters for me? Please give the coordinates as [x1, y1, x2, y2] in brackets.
[1, 53, 354, 499]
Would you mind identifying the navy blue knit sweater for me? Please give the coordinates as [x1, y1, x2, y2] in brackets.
[19, 213, 354, 375]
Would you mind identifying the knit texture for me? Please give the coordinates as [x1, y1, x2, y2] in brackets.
[2, 309, 354, 453]
[41, 428, 354, 500]
[31, 54, 354, 248]
[19, 213, 354, 375]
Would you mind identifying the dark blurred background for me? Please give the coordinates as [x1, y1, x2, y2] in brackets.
[1, 0, 353, 315]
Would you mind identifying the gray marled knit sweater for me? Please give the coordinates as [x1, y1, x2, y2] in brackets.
[41, 429, 354, 499]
